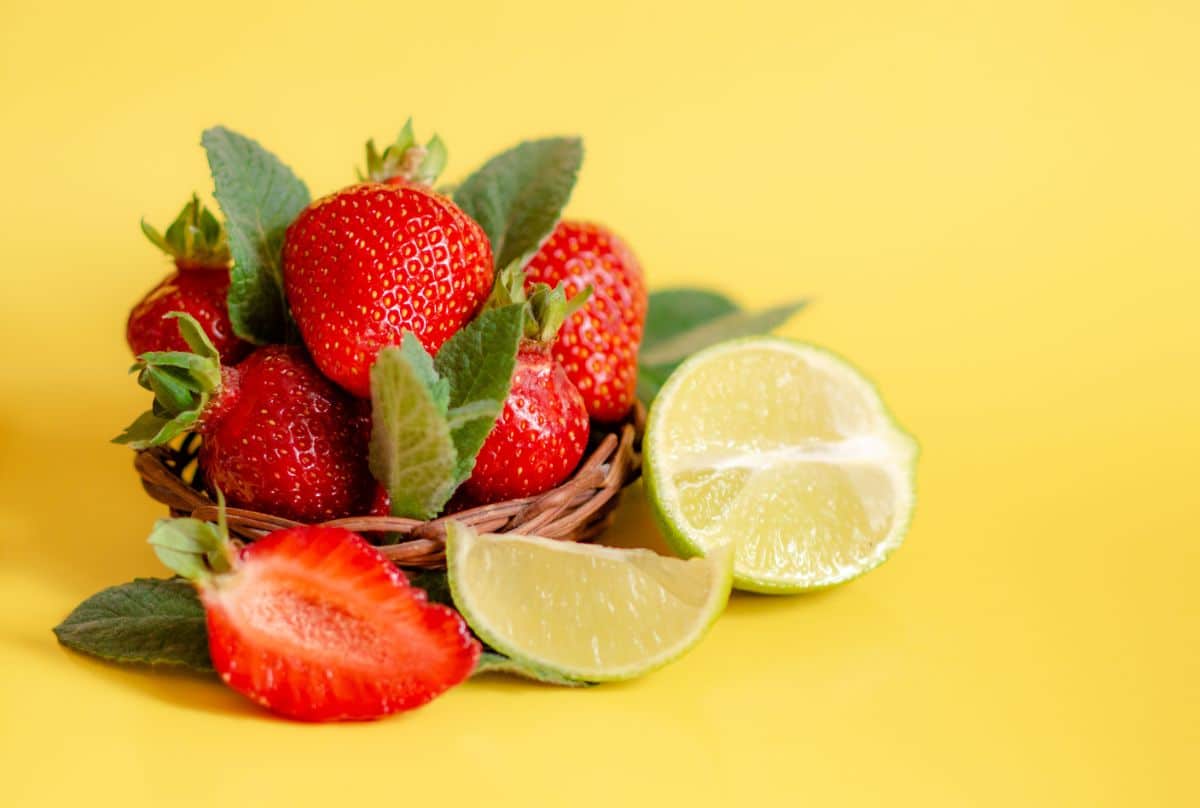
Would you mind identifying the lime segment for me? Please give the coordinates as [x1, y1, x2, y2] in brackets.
[446, 522, 732, 682]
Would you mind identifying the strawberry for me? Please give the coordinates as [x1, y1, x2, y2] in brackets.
[461, 269, 591, 504]
[117, 314, 375, 523]
[126, 195, 250, 364]
[524, 221, 648, 422]
[149, 519, 479, 721]
[282, 126, 492, 397]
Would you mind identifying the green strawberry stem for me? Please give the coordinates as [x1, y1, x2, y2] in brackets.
[141, 194, 231, 269]
[360, 118, 448, 187]
[114, 312, 223, 449]
[486, 263, 591, 344]
[147, 493, 236, 583]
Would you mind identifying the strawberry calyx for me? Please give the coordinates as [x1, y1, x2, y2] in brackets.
[147, 494, 237, 585]
[359, 118, 448, 187]
[486, 263, 592, 345]
[141, 194, 231, 270]
[113, 312, 224, 449]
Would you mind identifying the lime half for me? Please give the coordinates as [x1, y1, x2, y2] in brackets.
[445, 522, 732, 682]
[644, 337, 918, 593]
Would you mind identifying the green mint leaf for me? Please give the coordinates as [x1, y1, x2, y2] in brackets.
[398, 331, 450, 413]
[434, 303, 524, 485]
[638, 288, 740, 402]
[638, 299, 808, 368]
[369, 340, 459, 520]
[202, 126, 310, 345]
[637, 294, 808, 405]
[369, 307, 523, 518]
[641, 288, 741, 353]
[453, 137, 583, 270]
[52, 578, 213, 672]
[473, 651, 590, 687]
[446, 399, 502, 430]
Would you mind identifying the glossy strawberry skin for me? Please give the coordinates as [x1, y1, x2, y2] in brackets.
[202, 526, 479, 722]
[524, 221, 647, 422]
[282, 183, 494, 397]
[126, 266, 250, 364]
[198, 345, 375, 522]
[462, 345, 589, 504]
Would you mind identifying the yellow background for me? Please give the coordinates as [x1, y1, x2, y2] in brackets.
[1, 1, 1196, 805]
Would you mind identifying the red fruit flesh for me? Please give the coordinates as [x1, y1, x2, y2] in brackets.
[282, 183, 494, 397]
[524, 221, 648, 422]
[126, 266, 250, 364]
[198, 345, 375, 522]
[202, 526, 479, 721]
[462, 345, 589, 504]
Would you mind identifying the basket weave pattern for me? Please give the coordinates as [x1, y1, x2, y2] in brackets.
[134, 405, 645, 568]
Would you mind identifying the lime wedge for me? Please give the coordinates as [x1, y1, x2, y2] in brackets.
[644, 337, 918, 593]
[445, 522, 732, 682]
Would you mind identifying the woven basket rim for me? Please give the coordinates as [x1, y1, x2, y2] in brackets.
[134, 404, 645, 569]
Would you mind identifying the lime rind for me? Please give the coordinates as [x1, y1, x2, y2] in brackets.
[446, 522, 733, 682]
[643, 336, 918, 594]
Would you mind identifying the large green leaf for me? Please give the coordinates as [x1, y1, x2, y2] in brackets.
[637, 291, 807, 404]
[641, 288, 740, 352]
[53, 578, 213, 672]
[639, 300, 808, 368]
[368, 338, 458, 520]
[202, 126, 310, 345]
[453, 138, 583, 269]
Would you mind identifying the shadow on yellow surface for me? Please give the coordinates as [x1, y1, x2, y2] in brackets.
[52, 645, 257, 720]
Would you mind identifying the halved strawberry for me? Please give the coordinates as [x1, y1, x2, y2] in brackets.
[150, 519, 479, 721]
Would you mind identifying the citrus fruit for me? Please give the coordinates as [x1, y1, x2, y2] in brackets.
[445, 522, 732, 681]
[644, 337, 917, 593]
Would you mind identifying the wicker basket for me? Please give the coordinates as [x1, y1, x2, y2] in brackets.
[134, 404, 645, 569]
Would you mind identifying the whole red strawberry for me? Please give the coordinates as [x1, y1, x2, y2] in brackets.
[148, 520, 479, 721]
[126, 195, 250, 364]
[524, 220, 647, 422]
[116, 315, 374, 523]
[462, 270, 590, 504]
[282, 126, 492, 397]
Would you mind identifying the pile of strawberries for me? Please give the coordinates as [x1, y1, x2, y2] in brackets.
[124, 128, 646, 521]
[105, 123, 648, 720]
